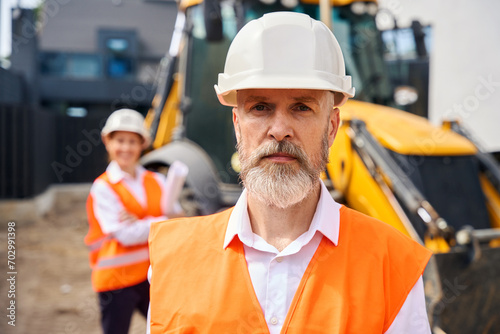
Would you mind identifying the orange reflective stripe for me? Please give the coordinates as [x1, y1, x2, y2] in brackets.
[95, 247, 149, 269]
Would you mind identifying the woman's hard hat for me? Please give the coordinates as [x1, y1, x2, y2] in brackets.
[214, 11, 355, 107]
[101, 108, 151, 148]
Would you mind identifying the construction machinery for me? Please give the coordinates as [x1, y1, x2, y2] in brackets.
[140, 0, 500, 332]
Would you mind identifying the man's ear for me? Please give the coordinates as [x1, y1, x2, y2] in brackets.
[328, 108, 340, 147]
[232, 107, 240, 141]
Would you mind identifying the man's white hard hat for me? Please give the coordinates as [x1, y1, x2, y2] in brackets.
[101, 108, 151, 148]
[214, 11, 355, 107]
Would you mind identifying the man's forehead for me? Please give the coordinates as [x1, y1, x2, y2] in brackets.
[237, 89, 330, 103]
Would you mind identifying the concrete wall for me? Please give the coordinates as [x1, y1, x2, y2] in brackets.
[38, 0, 178, 58]
[378, 0, 500, 152]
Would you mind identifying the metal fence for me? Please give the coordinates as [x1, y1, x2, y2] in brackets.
[0, 68, 24, 104]
[0, 105, 34, 198]
[0, 104, 109, 199]
[52, 112, 109, 185]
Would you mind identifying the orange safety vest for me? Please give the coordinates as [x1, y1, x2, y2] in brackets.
[85, 171, 163, 292]
[149, 205, 431, 333]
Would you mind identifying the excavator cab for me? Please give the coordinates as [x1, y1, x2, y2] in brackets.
[141, 0, 500, 332]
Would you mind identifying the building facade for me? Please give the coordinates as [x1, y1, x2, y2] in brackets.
[37, 0, 178, 115]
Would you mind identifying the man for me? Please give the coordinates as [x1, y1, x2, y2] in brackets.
[148, 12, 432, 333]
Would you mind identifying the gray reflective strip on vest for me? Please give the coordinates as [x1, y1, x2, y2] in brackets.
[87, 237, 108, 252]
[95, 248, 149, 269]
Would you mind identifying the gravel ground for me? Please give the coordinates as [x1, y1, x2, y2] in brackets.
[1, 192, 147, 334]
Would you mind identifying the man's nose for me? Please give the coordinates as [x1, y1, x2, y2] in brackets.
[267, 109, 293, 142]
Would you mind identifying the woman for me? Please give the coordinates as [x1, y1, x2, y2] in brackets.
[85, 108, 185, 334]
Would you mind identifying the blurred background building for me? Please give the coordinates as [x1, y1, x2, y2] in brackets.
[0, 0, 177, 199]
[37, 0, 177, 115]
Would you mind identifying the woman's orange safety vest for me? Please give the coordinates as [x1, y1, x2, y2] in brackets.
[85, 171, 163, 292]
[149, 205, 431, 333]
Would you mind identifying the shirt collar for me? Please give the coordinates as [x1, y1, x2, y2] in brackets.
[224, 181, 341, 249]
[106, 160, 146, 184]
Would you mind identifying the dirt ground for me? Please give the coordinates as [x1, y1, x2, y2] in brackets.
[1, 191, 147, 334]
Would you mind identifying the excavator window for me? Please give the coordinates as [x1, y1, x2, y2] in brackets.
[389, 150, 491, 236]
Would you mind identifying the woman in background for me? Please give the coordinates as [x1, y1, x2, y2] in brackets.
[85, 108, 185, 334]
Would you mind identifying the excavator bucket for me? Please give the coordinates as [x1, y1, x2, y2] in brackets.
[430, 247, 500, 333]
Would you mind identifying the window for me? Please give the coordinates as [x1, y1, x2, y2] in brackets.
[40, 52, 102, 79]
[381, 25, 433, 60]
[106, 38, 129, 53]
[98, 30, 138, 79]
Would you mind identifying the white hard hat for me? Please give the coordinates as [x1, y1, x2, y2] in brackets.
[101, 108, 151, 148]
[214, 11, 355, 107]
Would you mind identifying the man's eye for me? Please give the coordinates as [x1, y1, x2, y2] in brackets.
[249, 104, 269, 113]
[296, 105, 312, 112]
[253, 104, 266, 111]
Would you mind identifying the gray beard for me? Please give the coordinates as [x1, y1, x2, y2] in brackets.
[238, 131, 329, 209]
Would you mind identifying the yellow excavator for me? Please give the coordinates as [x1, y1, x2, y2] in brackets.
[141, 0, 500, 332]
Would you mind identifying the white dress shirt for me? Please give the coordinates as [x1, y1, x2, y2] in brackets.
[90, 161, 179, 246]
[223, 181, 431, 334]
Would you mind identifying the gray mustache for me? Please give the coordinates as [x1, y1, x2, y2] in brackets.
[253, 140, 308, 165]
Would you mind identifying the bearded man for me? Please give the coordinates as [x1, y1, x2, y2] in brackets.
[148, 12, 432, 334]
